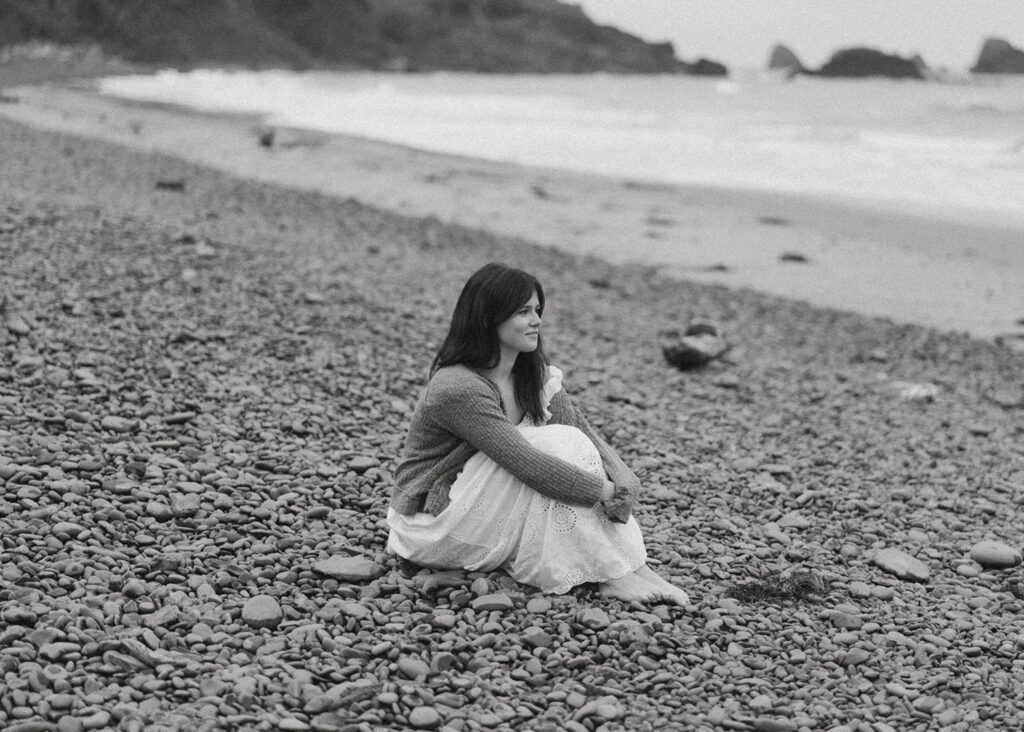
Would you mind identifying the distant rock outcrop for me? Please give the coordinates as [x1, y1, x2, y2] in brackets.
[687, 57, 728, 76]
[812, 48, 926, 79]
[767, 44, 803, 74]
[972, 37, 1024, 74]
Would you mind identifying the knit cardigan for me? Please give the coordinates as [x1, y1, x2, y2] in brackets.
[391, 364, 639, 522]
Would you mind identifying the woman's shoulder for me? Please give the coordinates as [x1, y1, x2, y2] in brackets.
[427, 365, 496, 400]
[430, 363, 483, 384]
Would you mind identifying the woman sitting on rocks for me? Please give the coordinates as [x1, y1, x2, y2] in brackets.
[387, 262, 689, 605]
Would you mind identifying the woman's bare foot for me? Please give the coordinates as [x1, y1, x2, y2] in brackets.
[598, 566, 690, 606]
[634, 565, 691, 606]
[598, 571, 662, 603]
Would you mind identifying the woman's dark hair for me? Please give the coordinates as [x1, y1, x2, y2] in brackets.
[433, 262, 548, 423]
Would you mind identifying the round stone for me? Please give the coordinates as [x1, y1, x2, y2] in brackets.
[577, 608, 610, 629]
[397, 656, 431, 680]
[526, 597, 553, 614]
[848, 581, 872, 598]
[408, 706, 442, 729]
[969, 540, 1021, 569]
[956, 563, 980, 578]
[100, 415, 136, 433]
[242, 594, 283, 629]
[842, 648, 871, 666]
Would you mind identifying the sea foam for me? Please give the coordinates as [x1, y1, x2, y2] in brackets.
[99, 69, 1024, 225]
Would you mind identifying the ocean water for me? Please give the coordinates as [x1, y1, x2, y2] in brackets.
[98, 69, 1024, 225]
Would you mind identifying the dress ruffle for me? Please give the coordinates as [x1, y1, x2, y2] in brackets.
[539, 364, 563, 423]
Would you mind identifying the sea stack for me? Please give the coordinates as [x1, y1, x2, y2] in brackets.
[814, 48, 926, 79]
[767, 44, 803, 75]
[972, 37, 1024, 73]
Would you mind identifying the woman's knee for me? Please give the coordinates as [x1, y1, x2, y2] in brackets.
[527, 424, 600, 464]
[532, 424, 588, 442]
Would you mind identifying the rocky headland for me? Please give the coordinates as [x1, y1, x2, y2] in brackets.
[0, 0, 725, 75]
[2, 101, 1024, 732]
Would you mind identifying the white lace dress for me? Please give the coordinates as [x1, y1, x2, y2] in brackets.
[386, 366, 647, 594]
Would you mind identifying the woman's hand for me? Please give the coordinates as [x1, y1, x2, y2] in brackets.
[600, 479, 616, 502]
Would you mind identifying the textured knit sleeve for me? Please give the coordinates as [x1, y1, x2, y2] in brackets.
[425, 373, 605, 507]
[548, 388, 640, 523]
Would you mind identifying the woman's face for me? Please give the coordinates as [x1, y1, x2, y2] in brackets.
[496, 291, 542, 354]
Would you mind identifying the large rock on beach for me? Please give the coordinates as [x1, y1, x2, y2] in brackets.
[874, 548, 930, 582]
[313, 555, 384, 581]
[969, 540, 1021, 569]
[972, 37, 1024, 74]
[662, 317, 730, 370]
[813, 47, 926, 79]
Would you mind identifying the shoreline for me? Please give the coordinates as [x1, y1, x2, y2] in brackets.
[2, 78, 1024, 343]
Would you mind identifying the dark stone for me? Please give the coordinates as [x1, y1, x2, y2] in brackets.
[661, 318, 730, 371]
[972, 37, 1024, 74]
[779, 252, 809, 263]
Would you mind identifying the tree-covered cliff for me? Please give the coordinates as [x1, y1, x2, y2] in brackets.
[0, 0, 705, 73]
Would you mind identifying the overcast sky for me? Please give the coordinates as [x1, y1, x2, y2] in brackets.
[575, 1, 1024, 71]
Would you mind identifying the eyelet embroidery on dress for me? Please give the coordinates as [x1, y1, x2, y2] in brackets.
[551, 503, 578, 533]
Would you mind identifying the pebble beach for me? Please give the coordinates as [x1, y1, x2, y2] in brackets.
[2, 78, 1024, 732]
